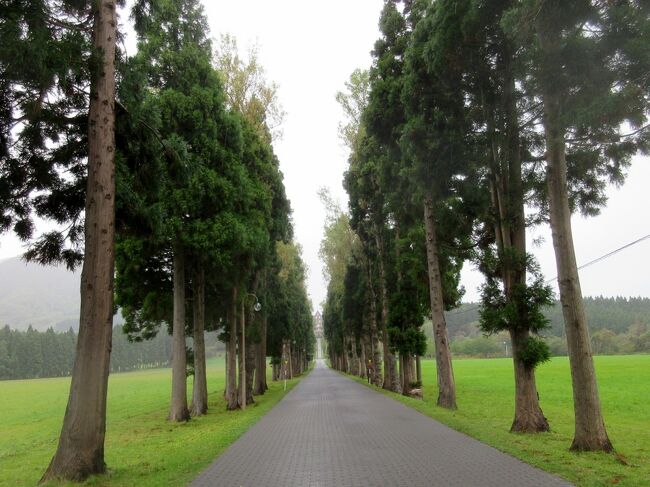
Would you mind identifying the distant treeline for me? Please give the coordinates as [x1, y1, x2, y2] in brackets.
[431, 296, 650, 358]
[0, 325, 203, 380]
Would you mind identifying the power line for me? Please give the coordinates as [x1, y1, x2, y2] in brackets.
[545, 233, 650, 283]
[446, 233, 650, 317]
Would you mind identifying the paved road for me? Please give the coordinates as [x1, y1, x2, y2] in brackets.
[191, 360, 571, 487]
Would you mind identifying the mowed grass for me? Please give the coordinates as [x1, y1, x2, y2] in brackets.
[0, 357, 304, 487]
[353, 355, 650, 487]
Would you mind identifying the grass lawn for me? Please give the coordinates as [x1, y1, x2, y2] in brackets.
[352, 355, 650, 487]
[0, 357, 304, 487]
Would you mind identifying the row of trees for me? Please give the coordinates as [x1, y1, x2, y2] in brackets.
[323, 0, 648, 454]
[0, 325, 175, 380]
[1, 0, 313, 481]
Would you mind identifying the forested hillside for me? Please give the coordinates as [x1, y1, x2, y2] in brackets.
[436, 297, 650, 357]
[0, 326, 223, 380]
[445, 297, 650, 337]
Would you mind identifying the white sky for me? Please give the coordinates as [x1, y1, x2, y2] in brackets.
[1, 0, 649, 310]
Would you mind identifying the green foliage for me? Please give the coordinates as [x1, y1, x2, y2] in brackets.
[504, 0, 650, 218]
[0, 0, 100, 268]
[318, 188, 360, 295]
[266, 242, 314, 361]
[391, 327, 427, 356]
[479, 252, 554, 337]
[114, 0, 295, 350]
[336, 68, 369, 151]
[401, 0, 471, 199]
[517, 336, 551, 369]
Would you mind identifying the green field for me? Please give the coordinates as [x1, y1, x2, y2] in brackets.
[0, 357, 303, 487]
[3, 356, 648, 487]
[353, 355, 650, 487]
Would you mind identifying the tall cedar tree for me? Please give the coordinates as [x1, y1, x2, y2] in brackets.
[401, 0, 475, 409]
[125, 0, 244, 419]
[505, 0, 650, 451]
[458, 0, 554, 432]
[38, 0, 118, 481]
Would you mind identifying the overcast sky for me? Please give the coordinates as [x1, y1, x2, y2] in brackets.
[1, 0, 648, 310]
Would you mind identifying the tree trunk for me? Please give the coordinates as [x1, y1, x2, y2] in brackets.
[402, 354, 413, 396]
[41, 2, 117, 480]
[239, 300, 246, 409]
[226, 288, 239, 410]
[510, 329, 549, 432]
[262, 316, 268, 391]
[281, 340, 290, 380]
[246, 341, 256, 405]
[359, 337, 367, 379]
[344, 342, 349, 373]
[191, 267, 207, 416]
[254, 315, 268, 395]
[347, 336, 353, 375]
[481, 45, 550, 434]
[253, 342, 263, 395]
[416, 355, 422, 385]
[375, 231, 398, 392]
[367, 264, 383, 387]
[539, 54, 612, 450]
[224, 348, 228, 399]
[351, 335, 360, 376]
[168, 249, 190, 422]
[272, 362, 278, 381]
[423, 195, 457, 409]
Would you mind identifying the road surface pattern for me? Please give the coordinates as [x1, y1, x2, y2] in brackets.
[191, 360, 572, 487]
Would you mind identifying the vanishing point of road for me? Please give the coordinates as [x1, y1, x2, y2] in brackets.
[191, 360, 571, 487]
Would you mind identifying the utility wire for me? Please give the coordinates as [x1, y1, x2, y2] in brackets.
[447, 233, 650, 317]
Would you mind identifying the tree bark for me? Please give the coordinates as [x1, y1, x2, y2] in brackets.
[416, 355, 422, 385]
[539, 51, 612, 450]
[191, 266, 207, 416]
[254, 314, 268, 395]
[402, 354, 413, 396]
[239, 300, 246, 409]
[509, 329, 549, 432]
[272, 362, 279, 381]
[41, 2, 117, 480]
[224, 347, 229, 399]
[508, 57, 549, 432]
[226, 288, 239, 410]
[366, 263, 383, 387]
[423, 195, 457, 409]
[350, 335, 360, 376]
[168, 248, 190, 422]
[359, 336, 367, 379]
[281, 340, 290, 380]
[375, 231, 398, 392]
[482, 52, 550, 433]
[246, 341, 256, 405]
[261, 315, 268, 391]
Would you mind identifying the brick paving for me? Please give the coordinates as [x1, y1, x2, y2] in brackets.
[190, 360, 572, 487]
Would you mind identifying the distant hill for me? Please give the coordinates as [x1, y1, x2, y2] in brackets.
[0, 257, 81, 331]
[438, 297, 650, 338]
